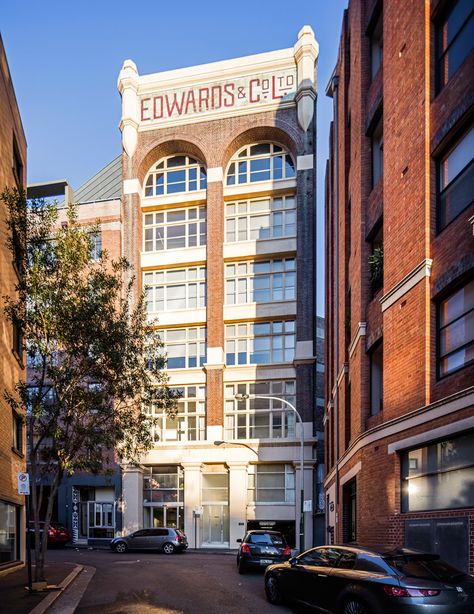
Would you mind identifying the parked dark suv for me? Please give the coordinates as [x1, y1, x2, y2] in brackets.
[264, 545, 474, 613]
[110, 527, 188, 554]
[236, 530, 291, 574]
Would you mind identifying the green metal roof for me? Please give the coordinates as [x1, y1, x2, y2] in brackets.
[74, 155, 122, 204]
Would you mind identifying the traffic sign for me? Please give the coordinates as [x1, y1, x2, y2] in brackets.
[17, 472, 30, 495]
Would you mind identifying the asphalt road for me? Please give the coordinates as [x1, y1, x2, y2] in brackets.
[46, 548, 299, 613]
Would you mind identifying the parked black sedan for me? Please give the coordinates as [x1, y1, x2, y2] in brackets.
[264, 545, 474, 613]
[236, 530, 291, 574]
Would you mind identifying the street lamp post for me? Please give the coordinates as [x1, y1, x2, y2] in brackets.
[234, 393, 306, 554]
[213, 440, 259, 457]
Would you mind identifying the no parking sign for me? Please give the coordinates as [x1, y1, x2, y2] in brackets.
[17, 472, 30, 495]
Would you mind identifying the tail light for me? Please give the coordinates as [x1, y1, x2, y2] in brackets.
[176, 535, 183, 542]
[383, 586, 440, 597]
[241, 543, 251, 555]
[282, 546, 291, 556]
[48, 529, 54, 536]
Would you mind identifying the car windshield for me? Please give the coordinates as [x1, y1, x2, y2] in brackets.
[50, 523, 66, 530]
[248, 533, 285, 546]
[384, 556, 467, 581]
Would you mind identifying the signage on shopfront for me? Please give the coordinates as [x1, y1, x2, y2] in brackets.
[140, 68, 297, 125]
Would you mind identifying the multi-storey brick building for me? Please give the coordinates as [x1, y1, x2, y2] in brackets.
[325, 0, 473, 573]
[117, 27, 323, 549]
[0, 34, 27, 573]
[27, 159, 124, 547]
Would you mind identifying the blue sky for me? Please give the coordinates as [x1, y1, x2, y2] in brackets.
[2, 0, 347, 314]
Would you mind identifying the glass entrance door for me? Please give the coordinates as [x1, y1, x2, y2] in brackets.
[148, 506, 184, 530]
[202, 505, 229, 545]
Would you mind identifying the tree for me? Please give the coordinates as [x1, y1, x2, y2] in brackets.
[1, 188, 176, 583]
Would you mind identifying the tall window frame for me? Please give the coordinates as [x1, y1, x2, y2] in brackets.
[438, 278, 474, 378]
[225, 258, 296, 305]
[159, 327, 206, 369]
[436, 1, 474, 93]
[371, 115, 383, 188]
[226, 142, 295, 186]
[143, 206, 206, 252]
[369, 339, 383, 415]
[146, 385, 206, 442]
[225, 320, 295, 366]
[437, 127, 474, 232]
[144, 267, 206, 313]
[224, 380, 296, 440]
[225, 195, 296, 243]
[144, 155, 207, 197]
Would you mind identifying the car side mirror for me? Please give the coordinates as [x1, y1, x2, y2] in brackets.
[236, 538, 242, 543]
[289, 557, 298, 567]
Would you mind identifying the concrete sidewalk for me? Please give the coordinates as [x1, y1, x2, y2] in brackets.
[0, 560, 76, 614]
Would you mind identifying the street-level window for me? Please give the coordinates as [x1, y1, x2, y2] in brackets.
[225, 259, 295, 304]
[224, 380, 296, 440]
[225, 195, 296, 242]
[436, 0, 474, 92]
[88, 502, 114, 539]
[143, 466, 184, 504]
[401, 431, 474, 512]
[225, 320, 295, 366]
[144, 155, 207, 197]
[342, 479, 357, 543]
[143, 206, 206, 252]
[0, 501, 19, 563]
[144, 267, 206, 313]
[226, 143, 295, 186]
[248, 464, 295, 503]
[146, 385, 206, 442]
[159, 327, 206, 369]
[437, 127, 474, 231]
[438, 278, 474, 377]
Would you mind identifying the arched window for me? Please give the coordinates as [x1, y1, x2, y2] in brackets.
[226, 143, 295, 186]
[144, 155, 207, 197]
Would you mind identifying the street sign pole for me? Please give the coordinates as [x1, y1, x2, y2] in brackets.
[25, 493, 32, 593]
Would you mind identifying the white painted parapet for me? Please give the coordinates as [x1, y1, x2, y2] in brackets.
[118, 60, 140, 158]
[293, 25, 318, 132]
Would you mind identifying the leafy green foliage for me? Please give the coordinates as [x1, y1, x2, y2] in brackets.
[1, 188, 177, 580]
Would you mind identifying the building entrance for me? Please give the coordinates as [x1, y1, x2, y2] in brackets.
[202, 504, 229, 545]
[146, 505, 184, 530]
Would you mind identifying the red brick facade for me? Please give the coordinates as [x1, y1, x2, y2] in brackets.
[325, 0, 474, 574]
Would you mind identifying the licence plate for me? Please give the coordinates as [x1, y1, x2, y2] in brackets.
[260, 559, 273, 565]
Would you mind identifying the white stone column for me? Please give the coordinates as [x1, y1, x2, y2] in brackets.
[121, 464, 144, 534]
[303, 459, 314, 549]
[228, 461, 249, 548]
[182, 462, 202, 548]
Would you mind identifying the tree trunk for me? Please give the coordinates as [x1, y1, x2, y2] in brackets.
[33, 468, 61, 583]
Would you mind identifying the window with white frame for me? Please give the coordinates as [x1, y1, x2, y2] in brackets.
[225, 321, 295, 366]
[144, 155, 207, 197]
[248, 464, 295, 503]
[146, 385, 205, 442]
[224, 380, 296, 440]
[143, 206, 206, 252]
[159, 327, 206, 369]
[144, 267, 206, 313]
[89, 232, 102, 261]
[226, 143, 295, 186]
[225, 195, 296, 242]
[225, 259, 295, 304]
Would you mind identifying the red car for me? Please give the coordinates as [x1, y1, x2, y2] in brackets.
[27, 521, 70, 547]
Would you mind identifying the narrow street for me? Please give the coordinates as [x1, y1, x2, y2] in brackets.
[47, 548, 296, 613]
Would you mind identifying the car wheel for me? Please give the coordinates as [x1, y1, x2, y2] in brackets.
[342, 599, 371, 614]
[115, 541, 128, 554]
[238, 560, 247, 574]
[163, 542, 176, 555]
[265, 573, 283, 605]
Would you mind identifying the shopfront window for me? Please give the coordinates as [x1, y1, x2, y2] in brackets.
[401, 431, 474, 512]
[248, 464, 295, 503]
[0, 501, 19, 564]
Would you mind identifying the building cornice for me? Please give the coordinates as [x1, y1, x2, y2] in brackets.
[348, 322, 367, 358]
[380, 258, 433, 312]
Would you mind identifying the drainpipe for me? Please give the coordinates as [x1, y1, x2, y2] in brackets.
[332, 74, 341, 522]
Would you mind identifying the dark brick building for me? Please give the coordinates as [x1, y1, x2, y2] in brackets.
[325, 0, 473, 573]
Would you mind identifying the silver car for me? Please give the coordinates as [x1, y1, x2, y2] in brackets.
[110, 527, 188, 554]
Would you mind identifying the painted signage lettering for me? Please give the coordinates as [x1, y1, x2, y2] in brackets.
[140, 69, 296, 124]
